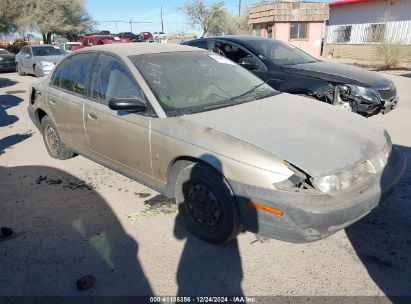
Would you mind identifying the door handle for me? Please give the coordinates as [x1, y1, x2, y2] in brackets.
[49, 99, 56, 105]
[88, 113, 97, 119]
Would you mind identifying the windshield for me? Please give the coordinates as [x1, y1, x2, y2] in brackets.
[130, 51, 278, 116]
[246, 39, 318, 66]
[32, 46, 65, 56]
[0, 49, 10, 55]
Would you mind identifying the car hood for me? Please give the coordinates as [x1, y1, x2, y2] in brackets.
[282, 61, 391, 88]
[183, 94, 387, 178]
[33, 55, 65, 64]
[0, 54, 15, 61]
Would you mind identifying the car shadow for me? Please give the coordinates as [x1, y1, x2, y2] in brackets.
[0, 94, 23, 127]
[174, 156, 258, 296]
[0, 77, 17, 88]
[0, 95, 32, 155]
[346, 144, 411, 301]
[0, 165, 154, 296]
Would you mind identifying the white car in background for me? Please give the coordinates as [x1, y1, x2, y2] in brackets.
[153, 32, 166, 40]
[59, 42, 81, 54]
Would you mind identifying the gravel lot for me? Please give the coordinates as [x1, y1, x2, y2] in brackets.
[1, 71, 410, 298]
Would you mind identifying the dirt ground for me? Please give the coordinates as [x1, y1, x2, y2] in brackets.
[1, 71, 410, 298]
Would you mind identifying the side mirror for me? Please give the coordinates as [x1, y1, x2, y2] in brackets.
[108, 96, 146, 112]
[238, 56, 260, 71]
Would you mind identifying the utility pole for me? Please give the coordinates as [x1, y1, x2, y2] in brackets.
[115, 21, 118, 34]
[238, 0, 241, 17]
[161, 5, 164, 32]
[129, 19, 133, 33]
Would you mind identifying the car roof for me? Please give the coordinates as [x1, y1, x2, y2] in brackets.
[31, 44, 56, 48]
[189, 35, 281, 44]
[75, 43, 207, 57]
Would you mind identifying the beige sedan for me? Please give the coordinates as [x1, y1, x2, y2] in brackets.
[28, 44, 406, 244]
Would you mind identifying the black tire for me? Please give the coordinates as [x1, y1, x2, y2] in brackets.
[41, 116, 75, 160]
[17, 63, 24, 76]
[175, 162, 242, 244]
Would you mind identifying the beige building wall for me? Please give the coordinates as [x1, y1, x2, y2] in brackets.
[253, 21, 324, 58]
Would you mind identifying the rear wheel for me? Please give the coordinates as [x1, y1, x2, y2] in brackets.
[175, 162, 242, 244]
[41, 116, 75, 160]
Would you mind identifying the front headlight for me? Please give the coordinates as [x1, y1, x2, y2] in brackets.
[312, 161, 373, 193]
[349, 85, 380, 104]
[39, 61, 54, 66]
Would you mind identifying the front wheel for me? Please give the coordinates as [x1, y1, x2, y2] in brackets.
[33, 65, 41, 77]
[17, 63, 24, 76]
[175, 162, 242, 244]
[41, 116, 75, 160]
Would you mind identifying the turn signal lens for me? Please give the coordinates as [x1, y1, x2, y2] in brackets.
[247, 201, 284, 217]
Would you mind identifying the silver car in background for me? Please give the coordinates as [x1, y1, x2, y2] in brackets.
[15, 44, 65, 77]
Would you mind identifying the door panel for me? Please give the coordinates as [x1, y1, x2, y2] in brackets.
[84, 102, 152, 177]
[84, 53, 153, 177]
[52, 90, 88, 148]
[46, 52, 95, 149]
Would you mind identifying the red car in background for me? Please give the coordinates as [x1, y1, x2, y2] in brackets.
[139, 32, 154, 42]
[72, 35, 129, 51]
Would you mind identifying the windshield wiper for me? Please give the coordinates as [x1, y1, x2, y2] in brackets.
[231, 82, 268, 101]
[230, 81, 279, 102]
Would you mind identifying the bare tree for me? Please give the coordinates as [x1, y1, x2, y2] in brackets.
[1, 0, 93, 43]
[182, 0, 225, 37]
[221, 8, 251, 35]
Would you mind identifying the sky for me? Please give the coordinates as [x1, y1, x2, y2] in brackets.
[86, 0, 331, 36]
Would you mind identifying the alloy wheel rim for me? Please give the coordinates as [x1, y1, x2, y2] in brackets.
[187, 183, 221, 227]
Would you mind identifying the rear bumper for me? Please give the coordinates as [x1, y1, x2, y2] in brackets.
[230, 146, 406, 243]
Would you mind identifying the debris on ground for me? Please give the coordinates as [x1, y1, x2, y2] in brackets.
[144, 195, 175, 209]
[1, 227, 13, 238]
[35, 175, 93, 190]
[250, 234, 271, 244]
[76, 275, 96, 290]
[134, 192, 151, 198]
[126, 195, 176, 221]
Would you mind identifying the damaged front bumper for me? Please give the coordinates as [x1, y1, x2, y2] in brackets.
[311, 83, 399, 117]
[230, 146, 406, 243]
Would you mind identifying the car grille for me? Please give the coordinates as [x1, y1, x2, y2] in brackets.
[379, 87, 397, 101]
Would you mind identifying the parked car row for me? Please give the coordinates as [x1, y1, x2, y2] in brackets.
[0, 48, 16, 72]
[15, 44, 66, 77]
[28, 43, 406, 245]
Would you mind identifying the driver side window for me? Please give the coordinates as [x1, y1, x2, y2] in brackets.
[89, 54, 146, 105]
[213, 41, 250, 64]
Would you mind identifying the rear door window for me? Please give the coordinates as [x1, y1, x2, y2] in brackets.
[57, 53, 95, 95]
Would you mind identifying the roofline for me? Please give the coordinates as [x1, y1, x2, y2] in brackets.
[329, 0, 377, 7]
